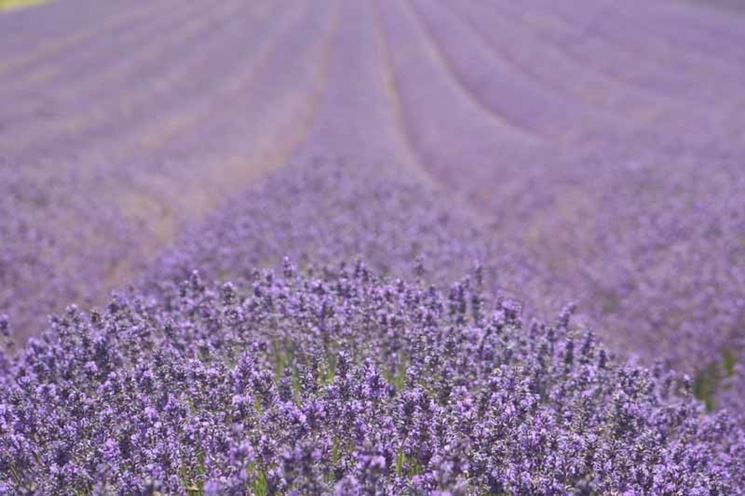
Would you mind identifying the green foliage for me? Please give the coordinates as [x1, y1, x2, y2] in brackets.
[383, 354, 408, 392]
[246, 462, 268, 496]
[693, 349, 738, 411]
[0, 0, 48, 12]
[722, 348, 737, 377]
[394, 450, 423, 478]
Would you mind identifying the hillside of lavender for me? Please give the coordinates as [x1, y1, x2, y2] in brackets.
[1, 0, 744, 494]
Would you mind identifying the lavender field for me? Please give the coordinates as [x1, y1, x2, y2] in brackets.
[1, 0, 744, 494]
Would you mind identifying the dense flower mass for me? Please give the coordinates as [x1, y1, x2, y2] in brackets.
[2, 263, 744, 494]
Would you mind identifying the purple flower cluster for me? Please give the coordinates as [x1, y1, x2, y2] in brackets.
[2, 263, 744, 494]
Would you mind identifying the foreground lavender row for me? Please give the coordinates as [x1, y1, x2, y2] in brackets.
[2, 265, 744, 494]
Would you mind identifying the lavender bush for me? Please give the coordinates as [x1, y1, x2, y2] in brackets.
[2, 263, 744, 494]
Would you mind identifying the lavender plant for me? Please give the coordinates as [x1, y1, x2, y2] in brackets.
[2, 262, 744, 494]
